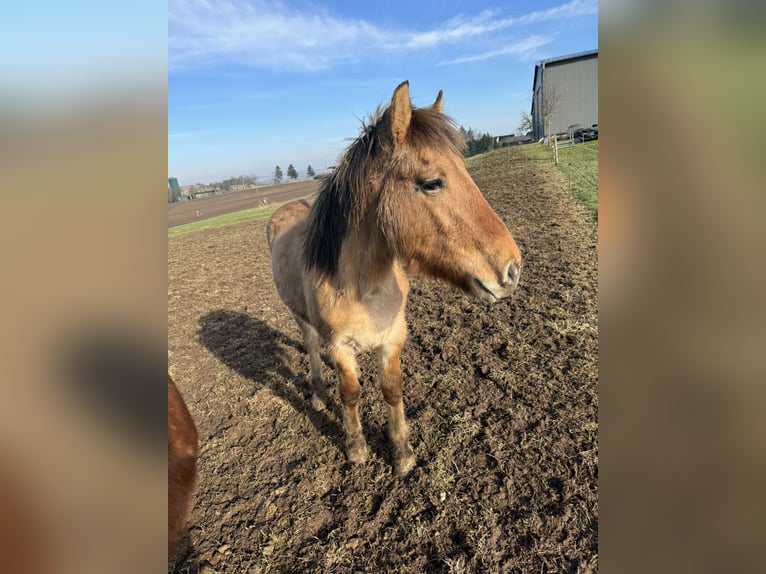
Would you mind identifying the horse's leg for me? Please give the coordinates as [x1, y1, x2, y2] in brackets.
[330, 343, 368, 464]
[378, 341, 416, 476]
[296, 317, 327, 411]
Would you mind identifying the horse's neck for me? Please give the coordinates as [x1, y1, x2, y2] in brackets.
[336, 224, 400, 299]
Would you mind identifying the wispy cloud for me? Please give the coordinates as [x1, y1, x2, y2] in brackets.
[439, 35, 554, 66]
[169, 0, 383, 72]
[488, 0, 598, 29]
[404, 1, 596, 49]
[402, 11, 499, 49]
[169, 0, 597, 72]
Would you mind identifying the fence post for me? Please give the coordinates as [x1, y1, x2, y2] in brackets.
[553, 135, 559, 165]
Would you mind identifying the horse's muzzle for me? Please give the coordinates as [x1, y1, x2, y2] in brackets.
[504, 260, 522, 290]
[469, 257, 522, 302]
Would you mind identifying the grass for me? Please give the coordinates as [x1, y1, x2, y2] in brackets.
[462, 152, 487, 171]
[168, 194, 314, 236]
[517, 140, 599, 219]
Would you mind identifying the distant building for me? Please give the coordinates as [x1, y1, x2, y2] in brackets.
[496, 133, 532, 146]
[168, 177, 182, 203]
[180, 183, 220, 199]
[531, 49, 598, 141]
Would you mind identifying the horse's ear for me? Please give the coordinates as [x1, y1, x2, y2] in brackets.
[432, 90, 443, 113]
[390, 80, 412, 146]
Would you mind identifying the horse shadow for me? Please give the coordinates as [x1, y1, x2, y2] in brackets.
[197, 310, 390, 463]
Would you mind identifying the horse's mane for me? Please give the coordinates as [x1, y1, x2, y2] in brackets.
[304, 103, 465, 276]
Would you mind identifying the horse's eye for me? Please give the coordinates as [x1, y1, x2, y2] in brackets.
[417, 178, 444, 194]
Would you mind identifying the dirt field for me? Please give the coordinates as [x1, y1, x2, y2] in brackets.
[168, 180, 321, 228]
[168, 146, 598, 573]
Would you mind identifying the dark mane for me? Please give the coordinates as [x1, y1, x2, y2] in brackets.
[304, 103, 465, 276]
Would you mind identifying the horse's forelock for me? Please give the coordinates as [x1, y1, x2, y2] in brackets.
[407, 108, 466, 157]
[304, 105, 462, 276]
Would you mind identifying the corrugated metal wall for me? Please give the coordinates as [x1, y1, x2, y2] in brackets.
[532, 53, 598, 139]
[545, 56, 598, 135]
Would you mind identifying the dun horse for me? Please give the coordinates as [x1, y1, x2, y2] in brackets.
[268, 81, 521, 475]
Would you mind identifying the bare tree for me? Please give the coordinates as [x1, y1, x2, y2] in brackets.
[518, 110, 533, 136]
[541, 84, 561, 144]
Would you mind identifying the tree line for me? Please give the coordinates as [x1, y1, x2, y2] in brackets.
[273, 164, 315, 184]
[187, 163, 317, 195]
[458, 126, 497, 158]
[218, 175, 258, 192]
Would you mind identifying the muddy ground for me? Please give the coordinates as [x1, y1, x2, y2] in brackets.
[168, 146, 598, 573]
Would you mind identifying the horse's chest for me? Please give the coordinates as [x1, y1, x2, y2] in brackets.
[321, 289, 404, 351]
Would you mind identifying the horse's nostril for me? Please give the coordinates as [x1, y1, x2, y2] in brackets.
[506, 261, 521, 285]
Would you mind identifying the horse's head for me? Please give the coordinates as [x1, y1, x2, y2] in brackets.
[379, 81, 522, 302]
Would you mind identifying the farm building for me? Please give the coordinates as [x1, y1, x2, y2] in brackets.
[531, 49, 598, 141]
[496, 133, 532, 146]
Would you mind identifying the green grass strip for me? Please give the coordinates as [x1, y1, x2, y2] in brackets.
[168, 194, 313, 236]
[518, 140, 599, 219]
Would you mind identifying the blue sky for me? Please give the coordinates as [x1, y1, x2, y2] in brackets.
[169, 0, 598, 185]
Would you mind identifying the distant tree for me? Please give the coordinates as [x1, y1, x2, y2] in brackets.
[476, 133, 495, 154]
[518, 110, 533, 136]
[306, 165, 315, 178]
[467, 136, 477, 156]
[459, 125, 473, 155]
[458, 125, 495, 158]
[274, 165, 283, 184]
[541, 84, 561, 144]
[287, 164, 298, 181]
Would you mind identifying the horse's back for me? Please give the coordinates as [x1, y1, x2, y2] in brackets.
[267, 198, 314, 251]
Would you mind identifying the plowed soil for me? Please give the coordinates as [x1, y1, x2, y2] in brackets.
[168, 146, 598, 573]
[168, 180, 321, 228]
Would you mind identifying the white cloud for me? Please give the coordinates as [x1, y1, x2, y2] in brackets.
[497, 0, 598, 28]
[169, 0, 596, 72]
[403, 11, 499, 49]
[169, 0, 384, 71]
[439, 35, 554, 66]
[403, 1, 596, 49]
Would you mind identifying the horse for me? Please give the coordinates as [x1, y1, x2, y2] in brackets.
[267, 81, 522, 476]
[168, 374, 198, 560]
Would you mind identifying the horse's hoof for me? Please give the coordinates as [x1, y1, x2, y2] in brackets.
[310, 393, 326, 412]
[346, 438, 369, 464]
[394, 446, 416, 476]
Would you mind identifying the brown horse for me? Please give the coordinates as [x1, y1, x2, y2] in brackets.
[268, 81, 521, 476]
[168, 374, 198, 560]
